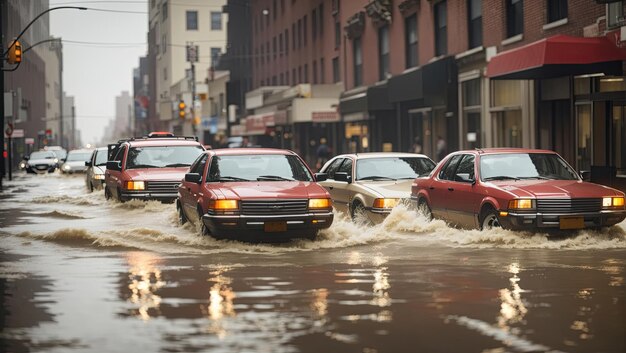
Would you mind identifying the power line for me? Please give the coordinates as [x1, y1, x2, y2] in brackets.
[83, 7, 147, 14]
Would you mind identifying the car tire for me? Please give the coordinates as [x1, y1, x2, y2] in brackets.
[480, 207, 501, 230]
[177, 200, 187, 225]
[116, 188, 127, 203]
[197, 206, 210, 237]
[87, 181, 94, 193]
[104, 187, 112, 200]
[350, 201, 367, 222]
[417, 198, 433, 221]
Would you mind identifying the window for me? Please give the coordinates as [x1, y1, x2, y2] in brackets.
[335, 21, 341, 48]
[186, 10, 198, 30]
[313, 60, 318, 84]
[468, 0, 482, 48]
[297, 19, 302, 48]
[547, 0, 567, 23]
[279, 33, 283, 56]
[161, 1, 168, 21]
[324, 158, 344, 179]
[285, 30, 289, 55]
[273, 0, 277, 20]
[312, 9, 318, 41]
[273, 36, 277, 59]
[438, 155, 462, 180]
[434, 0, 447, 56]
[189, 154, 208, 175]
[319, 4, 324, 36]
[353, 38, 363, 86]
[506, 0, 523, 38]
[292, 68, 296, 85]
[332, 57, 340, 83]
[405, 14, 418, 68]
[462, 78, 481, 149]
[304, 63, 309, 82]
[286, 71, 290, 85]
[338, 158, 353, 177]
[378, 25, 390, 80]
[608, 1, 624, 28]
[211, 12, 222, 30]
[292, 23, 296, 50]
[211, 48, 221, 67]
[454, 155, 475, 182]
[320, 58, 325, 84]
[303, 16, 308, 46]
[298, 66, 302, 83]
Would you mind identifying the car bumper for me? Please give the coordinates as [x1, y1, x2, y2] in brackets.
[26, 165, 56, 173]
[120, 190, 178, 202]
[499, 210, 626, 230]
[202, 212, 334, 241]
[364, 207, 393, 224]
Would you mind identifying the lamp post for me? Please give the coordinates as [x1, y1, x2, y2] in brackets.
[0, 4, 86, 190]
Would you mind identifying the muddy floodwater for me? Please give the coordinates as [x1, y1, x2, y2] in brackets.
[1, 173, 625, 353]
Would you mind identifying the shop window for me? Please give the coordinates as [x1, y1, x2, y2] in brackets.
[353, 38, 363, 86]
[462, 78, 481, 149]
[547, 0, 567, 23]
[608, 1, 624, 28]
[597, 77, 626, 92]
[574, 77, 591, 95]
[378, 25, 390, 80]
[468, 0, 482, 48]
[434, 1, 447, 56]
[493, 110, 523, 148]
[492, 80, 521, 107]
[506, 0, 523, 38]
[405, 14, 418, 68]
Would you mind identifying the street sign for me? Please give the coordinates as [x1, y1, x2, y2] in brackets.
[25, 138, 34, 145]
[186, 45, 198, 63]
[4, 128, 24, 138]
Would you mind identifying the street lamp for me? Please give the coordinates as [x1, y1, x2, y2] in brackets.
[0, 5, 87, 189]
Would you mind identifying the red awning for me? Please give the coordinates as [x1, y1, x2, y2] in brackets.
[487, 34, 626, 79]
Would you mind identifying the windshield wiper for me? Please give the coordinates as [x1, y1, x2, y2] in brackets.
[483, 175, 520, 181]
[397, 176, 417, 180]
[217, 176, 250, 182]
[518, 176, 552, 180]
[359, 176, 396, 181]
[127, 164, 159, 169]
[257, 175, 294, 181]
[165, 163, 191, 167]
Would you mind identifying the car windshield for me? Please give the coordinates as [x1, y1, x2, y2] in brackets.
[126, 145, 204, 169]
[94, 150, 108, 166]
[480, 153, 579, 181]
[51, 150, 67, 159]
[30, 151, 56, 159]
[66, 152, 92, 162]
[207, 154, 313, 182]
[356, 157, 435, 181]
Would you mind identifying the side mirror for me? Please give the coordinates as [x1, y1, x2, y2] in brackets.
[23, 156, 29, 160]
[106, 160, 122, 171]
[314, 172, 328, 182]
[85, 161, 92, 167]
[185, 173, 202, 183]
[334, 172, 352, 183]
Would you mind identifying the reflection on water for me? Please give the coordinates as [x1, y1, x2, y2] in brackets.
[125, 252, 165, 321]
[205, 266, 236, 339]
[497, 263, 528, 330]
[601, 258, 624, 287]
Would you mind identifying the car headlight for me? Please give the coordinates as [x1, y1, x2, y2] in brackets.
[373, 198, 400, 209]
[508, 199, 535, 210]
[19, 162, 26, 169]
[309, 198, 332, 210]
[207, 199, 239, 215]
[63, 164, 70, 171]
[125, 181, 145, 190]
[94, 174, 105, 180]
[603, 196, 625, 209]
[54, 158, 59, 163]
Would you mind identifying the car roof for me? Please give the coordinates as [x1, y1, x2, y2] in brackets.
[334, 152, 432, 159]
[210, 148, 297, 156]
[68, 149, 93, 154]
[126, 139, 202, 147]
[455, 148, 557, 155]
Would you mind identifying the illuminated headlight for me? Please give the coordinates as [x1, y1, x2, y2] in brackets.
[508, 199, 535, 210]
[19, 162, 26, 169]
[208, 199, 239, 214]
[93, 174, 105, 180]
[54, 158, 59, 163]
[125, 181, 145, 190]
[308, 198, 332, 210]
[63, 164, 71, 171]
[603, 197, 625, 209]
[373, 198, 400, 209]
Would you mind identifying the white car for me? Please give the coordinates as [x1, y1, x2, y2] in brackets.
[317, 153, 435, 223]
[60, 149, 93, 174]
[85, 147, 108, 192]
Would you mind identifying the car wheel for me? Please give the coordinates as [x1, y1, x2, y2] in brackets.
[350, 201, 367, 222]
[87, 181, 94, 193]
[417, 198, 433, 221]
[197, 206, 210, 236]
[104, 187, 111, 200]
[480, 208, 501, 230]
[116, 188, 127, 203]
[177, 200, 187, 225]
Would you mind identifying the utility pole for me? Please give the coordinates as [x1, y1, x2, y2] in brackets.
[1, 0, 6, 191]
[187, 42, 197, 137]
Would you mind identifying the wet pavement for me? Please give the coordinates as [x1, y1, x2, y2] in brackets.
[0, 173, 625, 353]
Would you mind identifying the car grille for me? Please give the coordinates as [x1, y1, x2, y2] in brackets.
[536, 198, 602, 214]
[146, 181, 180, 192]
[240, 199, 308, 215]
[35, 164, 50, 169]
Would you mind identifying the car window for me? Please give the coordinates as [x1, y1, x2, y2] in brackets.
[126, 146, 204, 169]
[30, 151, 56, 159]
[453, 155, 475, 183]
[337, 158, 353, 176]
[356, 157, 435, 180]
[189, 154, 208, 175]
[94, 149, 107, 166]
[438, 155, 462, 181]
[66, 152, 92, 162]
[480, 153, 579, 181]
[113, 146, 126, 162]
[207, 154, 313, 182]
[324, 158, 344, 179]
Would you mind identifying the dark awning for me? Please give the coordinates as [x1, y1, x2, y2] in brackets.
[487, 34, 626, 80]
[388, 67, 423, 103]
[339, 83, 392, 114]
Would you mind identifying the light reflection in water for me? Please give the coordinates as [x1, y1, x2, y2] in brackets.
[497, 263, 527, 330]
[125, 251, 165, 321]
[205, 266, 236, 339]
[601, 258, 624, 287]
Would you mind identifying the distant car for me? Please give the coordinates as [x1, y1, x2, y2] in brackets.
[177, 148, 333, 242]
[104, 132, 205, 202]
[24, 150, 58, 174]
[317, 153, 436, 223]
[411, 148, 626, 231]
[85, 147, 108, 192]
[44, 146, 67, 166]
[60, 149, 93, 174]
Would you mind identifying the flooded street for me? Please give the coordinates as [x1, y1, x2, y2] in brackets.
[1, 173, 625, 353]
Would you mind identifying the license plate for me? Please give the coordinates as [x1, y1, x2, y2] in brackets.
[560, 217, 584, 230]
[264, 221, 287, 232]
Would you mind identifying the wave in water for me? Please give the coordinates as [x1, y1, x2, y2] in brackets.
[31, 195, 98, 206]
[36, 210, 88, 220]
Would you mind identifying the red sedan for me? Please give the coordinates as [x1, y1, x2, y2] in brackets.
[177, 148, 333, 241]
[411, 148, 626, 231]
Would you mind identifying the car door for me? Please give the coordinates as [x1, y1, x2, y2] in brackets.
[445, 154, 481, 228]
[333, 158, 354, 212]
[106, 145, 126, 199]
[319, 158, 348, 213]
[429, 155, 462, 220]
[181, 154, 208, 221]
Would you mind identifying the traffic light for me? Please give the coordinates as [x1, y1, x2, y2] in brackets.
[7, 40, 22, 64]
[178, 100, 186, 119]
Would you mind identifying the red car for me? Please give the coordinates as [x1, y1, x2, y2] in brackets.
[104, 132, 205, 202]
[177, 148, 333, 241]
[411, 148, 626, 231]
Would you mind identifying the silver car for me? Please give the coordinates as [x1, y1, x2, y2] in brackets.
[317, 153, 435, 223]
[85, 147, 108, 192]
[60, 149, 93, 174]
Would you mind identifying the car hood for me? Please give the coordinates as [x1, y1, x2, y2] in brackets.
[212, 181, 329, 199]
[356, 179, 413, 199]
[28, 158, 56, 165]
[64, 161, 88, 167]
[124, 167, 188, 181]
[492, 180, 623, 198]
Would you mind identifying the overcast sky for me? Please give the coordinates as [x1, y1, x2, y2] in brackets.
[49, 0, 148, 145]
